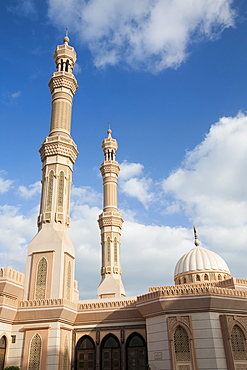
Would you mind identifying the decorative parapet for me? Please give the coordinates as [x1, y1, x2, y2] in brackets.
[148, 282, 219, 293]
[0, 293, 18, 308]
[216, 277, 247, 287]
[0, 266, 25, 286]
[19, 298, 77, 310]
[78, 299, 136, 311]
[138, 284, 247, 303]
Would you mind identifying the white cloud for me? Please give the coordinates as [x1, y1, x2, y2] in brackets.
[0, 205, 37, 271]
[71, 185, 101, 206]
[162, 113, 247, 226]
[119, 161, 154, 207]
[0, 175, 13, 194]
[120, 177, 154, 207]
[161, 113, 247, 278]
[18, 181, 41, 199]
[11, 91, 21, 99]
[47, 0, 235, 72]
[119, 160, 144, 180]
[73, 63, 82, 75]
[8, 0, 36, 17]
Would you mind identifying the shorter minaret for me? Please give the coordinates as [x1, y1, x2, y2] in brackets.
[98, 127, 126, 298]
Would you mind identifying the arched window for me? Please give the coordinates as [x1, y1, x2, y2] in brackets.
[231, 325, 247, 361]
[76, 335, 95, 370]
[63, 335, 69, 370]
[196, 274, 200, 282]
[126, 333, 147, 370]
[107, 238, 111, 265]
[66, 261, 71, 300]
[0, 336, 6, 370]
[35, 257, 47, 300]
[46, 170, 54, 212]
[28, 333, 42, 370]
[174, 325, 191, 362]
[101, 334, 120, 370]
[183, 277, 187, 284]
[204, 274, 209, 281]
[218, 274, 222, 280]
[57, 171, 65, 213]
[114, 238, 118, 265]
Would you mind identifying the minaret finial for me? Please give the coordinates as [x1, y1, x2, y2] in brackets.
[107, 121, 112, 138]
[193, 225, 200, 247]
[64, 27, 69, 45]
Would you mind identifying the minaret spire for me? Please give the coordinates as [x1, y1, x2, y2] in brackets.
[193, 225, 200, 247]
[23, 36, 79, 301]
[98, 127, 126, 298]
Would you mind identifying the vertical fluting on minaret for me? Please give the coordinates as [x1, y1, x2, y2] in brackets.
[38, 33, 78, 230]
[98, 128, 126, 298]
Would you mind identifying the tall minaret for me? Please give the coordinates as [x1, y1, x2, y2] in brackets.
[98, 127, 126, 298]
[23, 33, 79, 301]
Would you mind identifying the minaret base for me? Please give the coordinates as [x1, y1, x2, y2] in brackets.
[23, 223, 77, 301]
[98, 274, 126, 299]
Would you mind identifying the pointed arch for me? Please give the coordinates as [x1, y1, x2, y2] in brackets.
[76, 335, 95, 370]
[114, 237, 118, 265]
[46, 170, 54, 212]
[57, 171, 65, 212]
[0, 335, 7, 370]
[35, 257, 47, 300]
[63, 335, 69, 370]
[126, 332, 147, 370]
[107, 237, 111, 265]
[174, 325, 191, 362]
[66, 261, 71, 300]
[101, 334, 120, 370]
[231, 325, 247, 361]
[28, 333, 42, 370]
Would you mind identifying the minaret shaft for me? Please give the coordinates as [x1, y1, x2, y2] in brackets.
[98, 128, 126, 299]
[38, 40, 78, 230]
[23, 35, 79, 301]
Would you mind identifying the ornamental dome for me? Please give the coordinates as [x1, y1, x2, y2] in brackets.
[174, 227, 231, 285]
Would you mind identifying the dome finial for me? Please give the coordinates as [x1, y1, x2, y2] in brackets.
[107, 121, 112, 138]
[193, 225, 200, 247]
[64, 27, 70, 45]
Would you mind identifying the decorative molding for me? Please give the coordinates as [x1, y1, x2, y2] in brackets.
[49, 75, 78, 94]
[39, 140, 78, 163]
[78, 299, 136, 311]
[0, 266, 25, 285]
[19, 298, 77, 310]
[139, 283, 247, 303]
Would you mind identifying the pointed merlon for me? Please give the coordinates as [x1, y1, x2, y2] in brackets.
[193, 225, 200, 247]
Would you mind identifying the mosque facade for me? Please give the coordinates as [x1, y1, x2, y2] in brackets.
[1, 36, 247, 370]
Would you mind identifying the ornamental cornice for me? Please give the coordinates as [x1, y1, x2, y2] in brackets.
[78, 299, 136, 311]
[137, 284, 247, 303]
[48, 73, 78, 95]
[39, 137, 78, 163]
[100, 162, 120, 176]
[19, 298, 77, 310]
[98, 213, 123, 228]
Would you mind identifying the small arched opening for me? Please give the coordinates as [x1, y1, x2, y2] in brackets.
[0, 336, 6, 370]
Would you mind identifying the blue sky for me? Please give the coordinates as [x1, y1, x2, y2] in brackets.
[1, 0, 247, 299]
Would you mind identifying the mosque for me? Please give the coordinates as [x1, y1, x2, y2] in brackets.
[1, 35, 247, 370]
